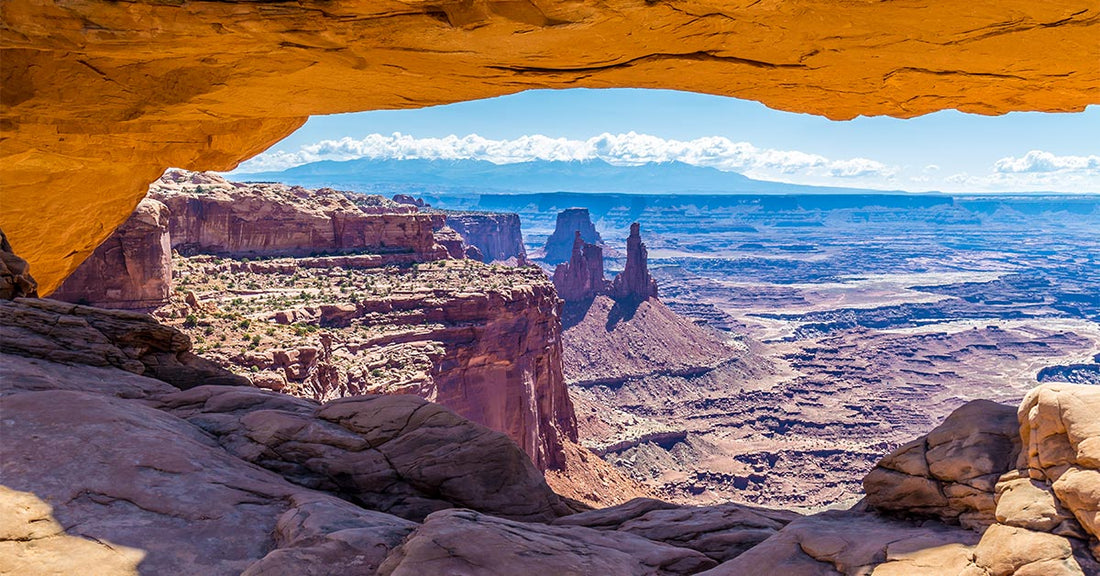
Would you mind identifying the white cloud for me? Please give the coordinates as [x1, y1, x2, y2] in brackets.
[993, 150, 1100, 174]
[236, 132, 896, 182]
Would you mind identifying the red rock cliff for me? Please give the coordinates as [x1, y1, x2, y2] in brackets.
[542, 208, 602, 265]
[148, 171, 446, 260]
[445, 213, 527, 264]
[175, 258, 578, 471]
[553, 232, 608, 303]
[609, 222, 658, 303]
[52, 198, 172, 309]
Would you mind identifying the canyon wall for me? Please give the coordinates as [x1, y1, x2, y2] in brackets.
[148, 171, 446, 260]
[444, 213, 527, 264]
[542, 208, 602, 264]
[171, 255, 577, 472]
[310, 281, 579, 471]
[51, 198, 172, 309]
[553, 232, 608, 303]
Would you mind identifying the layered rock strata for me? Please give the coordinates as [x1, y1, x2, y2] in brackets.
[0, 297, 248, 390]
[553, 231, 608, 302]
[51, 197, 172, 309]
[168, 256, 577, 472]
[147, 171, 446, 260]
[443, 212, 527, 264]
[609, 222, 659, 303]
[543, 208, 603, 264]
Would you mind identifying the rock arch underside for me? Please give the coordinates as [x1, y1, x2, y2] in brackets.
[2, 0, 1098, 292]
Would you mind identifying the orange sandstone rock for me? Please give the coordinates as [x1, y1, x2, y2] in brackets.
[2, 0, 1096, 291]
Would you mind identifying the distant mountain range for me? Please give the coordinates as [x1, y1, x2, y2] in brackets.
[235, 158, 911, 196]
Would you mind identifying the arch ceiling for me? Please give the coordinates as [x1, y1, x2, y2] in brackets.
[2, 0, 1097, 292]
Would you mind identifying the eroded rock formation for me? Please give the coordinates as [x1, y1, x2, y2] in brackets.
[0, 351, 573, 575]
[0, 229, 37, 299]
[51, 198, 172, 309]
[4, 0, 1097, 291]
[168, 255, 577, 472]
[148, 171, 446, 261]
[609, 222, 659, 303]
[444, 212, 527, 264]
[543, 208, 603, 264]
[553, 231, 608, 302]
[864, 399, 1022, 530]
[0, 298, 249, 390]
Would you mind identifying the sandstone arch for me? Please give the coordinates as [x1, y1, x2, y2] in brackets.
[2, 0, 1097, 292]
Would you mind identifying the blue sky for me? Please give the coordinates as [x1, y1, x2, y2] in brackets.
[236, 89, 1100, 193]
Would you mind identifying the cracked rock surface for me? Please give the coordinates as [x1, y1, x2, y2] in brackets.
[4, 0, 1097, 291]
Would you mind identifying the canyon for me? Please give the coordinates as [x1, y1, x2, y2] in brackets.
[3, 2, 1099, 574]
[456, 192, 1100, 513]
[3, 176, 1099, 574]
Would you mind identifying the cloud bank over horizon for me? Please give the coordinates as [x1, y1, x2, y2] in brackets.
[235, 132, 1099, 193]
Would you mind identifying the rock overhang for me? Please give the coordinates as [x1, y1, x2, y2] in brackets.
[2, 0, 1098, 292]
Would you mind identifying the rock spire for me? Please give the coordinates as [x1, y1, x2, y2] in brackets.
[609, 223, 658, 303]
[552, 231, 608, 302]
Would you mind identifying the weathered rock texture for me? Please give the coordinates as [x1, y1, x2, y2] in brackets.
[170, 256, 577, 472]
[0, 350, 573, 575]
[609, 222, 659, 303]
[864, 399, 1022, 530]
[148, 170, 446, 260]
[444, 212, 528, 264]
[860, 387, 1100, 574]
[51, 197, 172, 309]
[278, 278, 579, 471]
[3, 0, 1098, 291]
[553, 231, 609, 302]
[0, 297, 249, 390]
[0, 229, 38, 299]
[378, 508, 719, 576]
[543, 208, 603, 264]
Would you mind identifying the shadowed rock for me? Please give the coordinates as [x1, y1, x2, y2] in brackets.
[51, 197, 173, 309]
[378, 508, 719, 576]
[543, 208, 602, 265]
[0, 298, 249, 389]
[609, 222, 658, 304]
[0, 229, 37, 300]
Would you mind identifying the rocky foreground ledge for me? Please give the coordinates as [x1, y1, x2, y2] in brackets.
[1, 298, 1098, 574]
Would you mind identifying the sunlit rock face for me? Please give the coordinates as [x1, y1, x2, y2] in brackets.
[4, 0, 1095, 292]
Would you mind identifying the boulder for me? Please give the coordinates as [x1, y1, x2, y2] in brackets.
[961, 523, 1099, 576]
[555, 498, 801, 563]
[864, 399, 1020, 529]
[0, 229, 38, 299]
[700, 509, 981, 576]
[157, 385, 574, 522]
